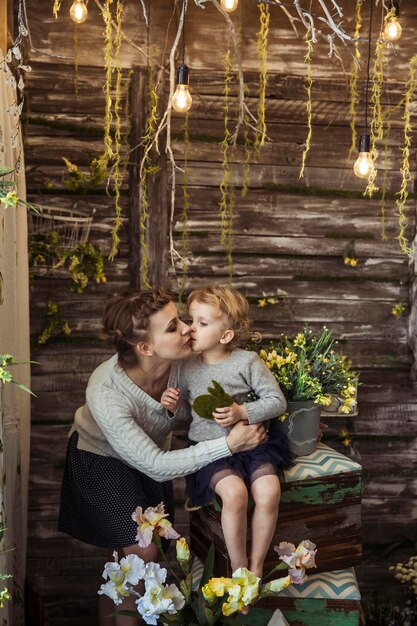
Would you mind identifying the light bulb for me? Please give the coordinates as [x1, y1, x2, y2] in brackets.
[383, 16, 402, 42]
[353, 152, 373, 178]
[171, 64, 192, 113]
[353, 133, 375, 179]
[70, 0, 88, 24]
[221, 0, 239, 13]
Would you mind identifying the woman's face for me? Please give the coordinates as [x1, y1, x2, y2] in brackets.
[148, 301, 192, 360]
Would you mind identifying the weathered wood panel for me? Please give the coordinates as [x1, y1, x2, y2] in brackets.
[22, 1, 417, 624]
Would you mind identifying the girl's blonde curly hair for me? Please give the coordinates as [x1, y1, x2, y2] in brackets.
[187, 285, 251, 349]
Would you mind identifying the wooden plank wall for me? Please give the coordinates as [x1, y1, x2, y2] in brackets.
[21, 1, 417, 624]
[163, 67, 417, 601]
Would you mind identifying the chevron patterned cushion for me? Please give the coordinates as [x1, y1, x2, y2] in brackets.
[278, 568, 361, 601]
[283, 443, 362, 483]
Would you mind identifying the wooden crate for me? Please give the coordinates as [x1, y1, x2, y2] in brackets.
[190, 444, 362, 576]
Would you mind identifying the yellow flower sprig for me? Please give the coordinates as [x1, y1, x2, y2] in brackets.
[257, 297, 277, 308]
[259, 326, 358, 412]
[344, 256, 358, 267]
[391, 303, 406, 320]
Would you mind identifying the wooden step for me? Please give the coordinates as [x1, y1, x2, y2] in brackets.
[261, 567, 361, 626]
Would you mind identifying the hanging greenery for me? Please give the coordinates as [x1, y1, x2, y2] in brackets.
[122, 69, 134, 178]
[364, 36, 385, 198]
[52, 0, 62, 19]
[219, 49, 234, 278]
[254, 2, 270, 154]
[299, 26, 313, 178]
[348, 0, 362, 160]
[38, 300, 71, 345]
[241, 108, 251, 198]
[139, 64, 160, 289]
[396, 54, 417, 256]
[108, 0, 125, 261]
[379, 117, 391, 241]
[179, 113, 190, 306]
[102, 0, 114, 166]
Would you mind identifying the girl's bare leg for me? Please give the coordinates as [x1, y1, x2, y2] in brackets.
[249, 474, 281, 579]
[99, 542, 159, 626]
[214, 474, 249, 572]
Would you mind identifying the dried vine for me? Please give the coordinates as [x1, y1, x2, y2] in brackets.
[241, 108, 251, 198]
[219, 50, 234, 278]
[364, 35, 385, 198]
[348, 0, 362, 160]
[254, 2, 270, 154]
[299, 25, 313, 178]
[179, 113, 190, 305]
[396, 54, 417, 256]
[139, 65, 160, 289]
[108, 0, 125, 260]
[379, 117, 391, 241]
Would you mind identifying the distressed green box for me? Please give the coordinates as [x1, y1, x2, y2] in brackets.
[260, 567, 361, 626]
[190, 444, 362, 576]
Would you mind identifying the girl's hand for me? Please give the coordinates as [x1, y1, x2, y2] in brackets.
[161, 387, 180, 413]
[213, 402, 247, 428]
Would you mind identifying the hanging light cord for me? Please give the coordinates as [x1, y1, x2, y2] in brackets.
[181, 0, 186, 65]
[364, 0, 374, 132]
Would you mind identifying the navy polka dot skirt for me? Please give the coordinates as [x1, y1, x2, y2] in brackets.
[58, 432, 175, 549]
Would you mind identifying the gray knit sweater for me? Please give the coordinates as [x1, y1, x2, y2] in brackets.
[71, 354, 231, 482]
[180, 349, 287, 442]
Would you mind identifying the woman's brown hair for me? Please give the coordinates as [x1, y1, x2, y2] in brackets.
[101, 288, 173, 368]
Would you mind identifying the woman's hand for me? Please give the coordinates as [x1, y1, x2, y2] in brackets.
[226, 421, 267, 453]
[213, 402, 247, 428]
[160, 387, 180, 413]
[317, 421, 328, 443]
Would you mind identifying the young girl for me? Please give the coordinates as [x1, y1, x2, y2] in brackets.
[161, 285, 293, 579]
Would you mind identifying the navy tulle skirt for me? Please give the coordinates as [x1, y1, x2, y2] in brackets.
[185, 429, 294, 507]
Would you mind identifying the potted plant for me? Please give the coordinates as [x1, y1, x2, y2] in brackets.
[258, 326, 358, 456]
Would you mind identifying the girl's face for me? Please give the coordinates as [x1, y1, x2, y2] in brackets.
[148, 301, 192, 360]
[188, 300, 229, 354]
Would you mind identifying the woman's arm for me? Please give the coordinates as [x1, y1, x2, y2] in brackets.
[86, 387, 265, 482]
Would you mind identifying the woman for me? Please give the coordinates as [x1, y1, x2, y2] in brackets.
[58, 288, 267, 625]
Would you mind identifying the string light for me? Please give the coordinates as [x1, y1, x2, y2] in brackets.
[70, 0, 88, 24]
[383, 0, 402, 42]
[354, 133, 373, 178]
[221, 0, 239, 12]
[172, 1, 193, 113]
[172, 64, 193, 112]
[354, 0, 375, 180]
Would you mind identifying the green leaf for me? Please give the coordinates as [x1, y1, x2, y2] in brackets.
[13, 381, 37, 397]
[201, 543, 215, 586]
[0, 167, 14, 177]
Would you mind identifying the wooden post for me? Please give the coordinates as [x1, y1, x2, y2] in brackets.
[128, 68, 147, 289]
[410, 199, 417, 385]
[128, 67, 170, 289]
[0, 0, 7, 56]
